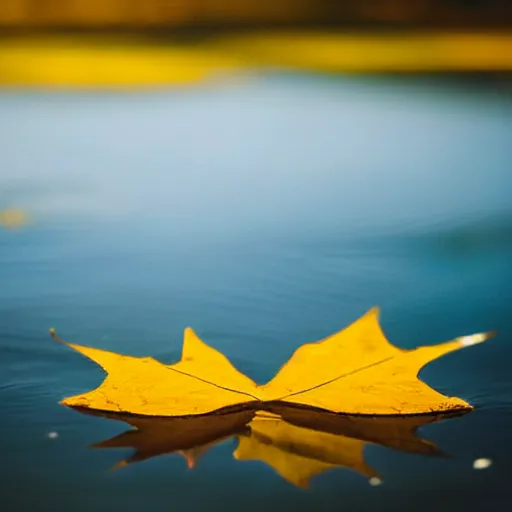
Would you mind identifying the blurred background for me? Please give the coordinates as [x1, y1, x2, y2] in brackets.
[1, 2, 512, 512]
[1, 0, 512, 85]
[1, 0, 511, 28]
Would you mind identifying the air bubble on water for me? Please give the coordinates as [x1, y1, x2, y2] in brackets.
[46, 431, 59, 439]
[369, 477, 383, 486]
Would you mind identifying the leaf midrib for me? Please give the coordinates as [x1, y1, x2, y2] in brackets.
[167, 355, 396, 404]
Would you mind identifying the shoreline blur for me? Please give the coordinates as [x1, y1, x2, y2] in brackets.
[1, 1, 511, 87]
[1, 0, 511, 30]
[1, 31, 512, 89]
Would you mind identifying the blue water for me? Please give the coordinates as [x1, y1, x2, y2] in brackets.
[1, 75, 512, 511]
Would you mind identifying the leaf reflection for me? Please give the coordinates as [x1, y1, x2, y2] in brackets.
[74, 405, 467, 488]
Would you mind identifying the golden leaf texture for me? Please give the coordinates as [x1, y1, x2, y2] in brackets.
[53, 307, 493, 416]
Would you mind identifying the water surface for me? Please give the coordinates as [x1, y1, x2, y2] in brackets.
[1, 75, 511, 511]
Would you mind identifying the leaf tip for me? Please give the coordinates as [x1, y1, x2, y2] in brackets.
[60, 392, 94, 409]
[366, 306, 381, 319]
[183, 326, 196, 337]
[297, 479, 310, 490]
[59, 396, 77, 407]
[457, 331, 496, 347]
[179, 450, 196, 469]
[49, 327, 65, 344]
[110, 460, 128, 471]
[182, 326, 200, 353]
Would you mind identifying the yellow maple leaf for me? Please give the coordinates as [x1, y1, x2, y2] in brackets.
[77, 404, 459, 487]
[52, 327, 260, 416]
[259, 308, 493, 414]
[52, 307, 493, 416]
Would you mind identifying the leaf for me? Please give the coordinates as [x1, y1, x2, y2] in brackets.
[53, 307, 493, 416]
[260, 308, 493, 415]
[53, 328, 260, 416]
[75, 404, 461, 487]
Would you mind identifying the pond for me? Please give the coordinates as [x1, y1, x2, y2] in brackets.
[1, 74, 511, 511]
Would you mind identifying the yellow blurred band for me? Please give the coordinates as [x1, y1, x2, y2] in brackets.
[1, 32, 511, 88]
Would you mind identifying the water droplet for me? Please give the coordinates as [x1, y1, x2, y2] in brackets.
[473, 458, 492, 469]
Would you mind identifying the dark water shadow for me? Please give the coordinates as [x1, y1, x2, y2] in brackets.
[71, 405, 469, 488]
